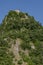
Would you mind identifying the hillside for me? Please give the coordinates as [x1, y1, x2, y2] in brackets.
[0, 10, 43, 65]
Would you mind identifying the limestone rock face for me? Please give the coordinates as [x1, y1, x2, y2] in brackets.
[15, 10, 20, 13]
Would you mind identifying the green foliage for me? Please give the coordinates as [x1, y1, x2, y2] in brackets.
[0, 10, 43, 65]
[20, 41, 31, 50]
[18, 59, 23, 65]
[0, 40, 14, 65]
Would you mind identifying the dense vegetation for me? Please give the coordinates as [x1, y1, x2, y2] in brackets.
[0, 10, 43, 65]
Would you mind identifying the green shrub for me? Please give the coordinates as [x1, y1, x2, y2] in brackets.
[18, 59, 23, 65]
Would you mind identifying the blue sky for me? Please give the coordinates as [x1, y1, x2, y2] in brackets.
[0, 0, 43, 25]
